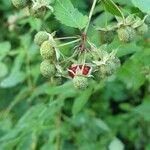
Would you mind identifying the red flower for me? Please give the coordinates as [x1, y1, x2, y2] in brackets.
[68, 64, 91, 78]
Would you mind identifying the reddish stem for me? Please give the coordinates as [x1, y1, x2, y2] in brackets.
[79, 32, 87, 52]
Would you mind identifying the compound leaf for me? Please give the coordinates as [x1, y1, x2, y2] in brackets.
[54, 0, 88, 29]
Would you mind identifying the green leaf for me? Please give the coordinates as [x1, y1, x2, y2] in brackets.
[0, 62, 8, 78]
[0, 41, 11, 60]
[17, 104, 46, 128]
[0, 52, 26, 88]
[101, 0, 123, 17]
[16, 132, 36, 150]
[117, 59, 145, 90]
[116, 43, 140, 57]
[54, 0, 88, 29]
[114, 0, 132, 6]
[0, 117, 12, 133]
[27, 82, 78, 102]
[131, 0, 150, 14]
[109, 138, 124, 150]
[133, 102, 150, 121]
[28, 18, 42, 31]
[93, 118, 111, 132]
[0, 71, 26, 88]
[72, 87, 92, 115]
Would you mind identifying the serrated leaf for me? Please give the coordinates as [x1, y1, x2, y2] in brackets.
[72, 87, 92, 115]
[131, 0, 150, 14]
[102, 0, 123, 17]
[54, 0, 88, 29]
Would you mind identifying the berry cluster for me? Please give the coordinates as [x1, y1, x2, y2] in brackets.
[34, 31, 62, 85]
[12, 0, 54, 18]
[33, 15, 148, 90]
[12, 0, 149, 90]
[98, 15, 148, 43]
[34, 30, 121, 90]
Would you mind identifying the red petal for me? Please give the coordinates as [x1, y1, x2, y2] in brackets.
[79, 65, 90, 75]
[68, 66, 78, 78]
[68, 65, 91, 78]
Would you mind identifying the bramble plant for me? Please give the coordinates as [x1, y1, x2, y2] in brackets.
[0, 0, 150, 149]
[11, 0, 149, 90]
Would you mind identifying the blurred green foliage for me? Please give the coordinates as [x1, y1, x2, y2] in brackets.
[0, 0, 150, 150]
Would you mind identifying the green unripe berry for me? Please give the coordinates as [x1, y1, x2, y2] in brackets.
[101, 30, 115, 44]
[117, 26, 136, 43]
[29, 6, 46, 18]
[94, 57, 120, 81]
[109, 57, 121, 71]
[12, 0, 28, 9]
[40, 60, 56, 78]
[34, 31, 49, 46]
[137, 23, 148, 35]
[73, 76, 88, 90]
[94, 68, 105, 81]
[94, 64, 113, 80]
[40, 41, 55, 59]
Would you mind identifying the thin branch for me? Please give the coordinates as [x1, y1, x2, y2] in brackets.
[84, 0, 98, 34]
[55, 36, 79, 40]
[57, 39, 80, 48]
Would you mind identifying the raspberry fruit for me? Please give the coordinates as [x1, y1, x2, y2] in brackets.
[11, 0, 28, 9]
[68, 65, 91, 78]
[117, 26, 136, 42]
[34, 31, 49, 46]
[73, 76, 88, 90]
[136, 23, 148, 35]
[40, 41, 55, 59]
[40, 60, 56, 78]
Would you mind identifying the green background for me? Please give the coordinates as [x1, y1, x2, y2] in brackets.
[0, 0, 150, 149]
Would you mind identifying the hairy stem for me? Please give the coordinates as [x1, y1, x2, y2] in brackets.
[84, 0, 98, 34]
[58, 39, 80, 47]
[55, 36, 79, 40]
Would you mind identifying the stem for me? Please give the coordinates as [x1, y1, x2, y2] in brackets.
[84, 0, 98, 34]
[25, 47, 33, 89]
[55, 36, 79, 40]
[57, 39, 80, 48]
[56, 111, 61, 150]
